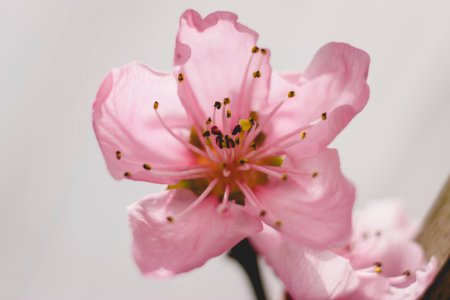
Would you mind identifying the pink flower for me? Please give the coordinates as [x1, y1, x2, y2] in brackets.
[92, 9, 370, 277]
[252, 200, 437, 300]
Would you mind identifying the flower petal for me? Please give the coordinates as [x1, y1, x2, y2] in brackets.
[93, 62, 196, 184]
[254, 148, 354, 248]
[128, 189, 262, 277]
[251, 226, 358, 300]
[264, 43, 370, 159]
[174, 9, 271, 126]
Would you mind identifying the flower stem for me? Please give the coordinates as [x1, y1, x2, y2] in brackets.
[228, 239, 267, 300]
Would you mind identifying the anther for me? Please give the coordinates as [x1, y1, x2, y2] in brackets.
[115, 151, 122, 160]
[312, 171, 319, 178]
[216, 135, 224, 149]
[281, 174, 288, 181]
[375, 230, 382, 237]
[223, 97, 231, 105]
[300, 131, 307, 140]
[403, 270, 411, 276]
[205, 117, 212, 125]
[225, 135, 235, 148]
[250, 142, 257, 150]
[249, 117, 255, 125]
[288, 91, 295, 98]
[239, 159, 248, 165]
[177, 73, 184, 82]
[235, 137, 240, 145]
[202, 130, 211, 137]
[251, 46, 259, 53]
[143, 163, 152, 170]
[239, 119, 253, 131]
[211, 126, 221, 135]
[374, 266, 382, 274]
[274, 220, 282, 227]
[153, 101, 159, 110]
[374, 261, 382, 267]
[124, 172, 131, 178]
[261, 48, 267, 55]
[321, 112, 327, 120]
[253, 70, 261, 78]
[214, 101, 222, 110]
[259, 210, 266, 217]
[166, 216, 174, 223]
[226, 109, 232, 118]
[232, 124, 242, 135]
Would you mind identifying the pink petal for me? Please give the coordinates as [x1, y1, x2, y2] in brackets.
[174, 9, 271, 126]
[92, 62, 196, 184]
[251, 226, 358, 300]
[254, 148, 354, 248]
[265, 43, 370, 159]
[128, 189, 262, 277]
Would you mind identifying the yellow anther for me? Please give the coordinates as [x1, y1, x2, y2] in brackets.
[274, 220, 282, 227]
[300, 131, 307, 140]
[312, 171, 319, 178]
[252, 46, 260, 53]
[252, 70, 261, 78]
[226, 109, 232, 118]
[178, 73, 184, 82]
[374, 266, 382, 274]
[166, 216, 174, 223]
[239, 119, 253, 131]
[143, 163, 152, 170]
[321, 112, 327, 120]
[153, 101, 159, 110]
[288, 91, 295, 98]
[115, 151, 122, 160]
[223, 97, 231, 105]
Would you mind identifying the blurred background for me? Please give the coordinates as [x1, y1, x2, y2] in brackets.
[1, 1, 449, 299]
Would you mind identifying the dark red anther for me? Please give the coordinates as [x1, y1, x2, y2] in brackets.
[216, 135, 224, 149]
[225, 135, 235, 148]
[232, 124, 242, 135]
[211, 126, 221, 135]
[214, 101, 222, 110]
[202, 130, 211, 137]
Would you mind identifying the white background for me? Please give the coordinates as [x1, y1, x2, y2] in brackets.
[1, 1, 449, 299]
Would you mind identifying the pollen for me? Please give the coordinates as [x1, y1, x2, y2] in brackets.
[232, 124, 242, 135]
[321, 112, 327, 120]
[300, 131, 307, 140]
[166, 216, 174, 223]
[312, 171, 319, 178]
[205, 117, 212, 125]
[281, 174, 288, 181]
[115, 151, 122, 160]
[239, 119, 253, 131]
[124, 171, 131, 178]
[374, 266, 382, 274]
[253, 70, 261, 78]
[214, 101, 222, 110]
[259, 210, 266, 217]
[261, 48, 267, 55]
[153, 101, 159, 110]
[274, 220, 282, 227]
[251, 46, 259, 53]
[288, 91, 295, 98]
[177, 73, 184, 82]
[223, 97, 231, 105]
[226, 109, 232, 118]
[143, 163, 152, 170]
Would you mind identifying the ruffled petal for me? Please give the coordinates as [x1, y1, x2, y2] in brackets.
[128, 189, 262, 277]
[254, 148, 354, 248]
[264, 43, 369, 159]
[251, 226, 358, 300]
[92, 62, 196, 184]
[174, 9, 271, 127]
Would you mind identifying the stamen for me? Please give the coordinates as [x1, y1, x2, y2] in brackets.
[153, 101, 208, 158]
[214, 101, 222, 110]
[259, 210, 266, 217]
[218, 185, 231, 212]
[274, 220, 282, 227]
[312, 172, 319, 178]
[232, 124, 242, 135]
[124, 171, 131, 178]
[168, 178, 219, 221]
[300, 131, 307, 140]
[211, 126, 221, 135]
[321, 112, 327, 120]
[153, 101, 159, 110]
[403, 270, 411, 276]
[143, 163, 152, 170]
[251, 46, 259, 53]
[115, 151, 122, 160]
[235, 181, 260, 208]
[205, 117, 212, 125]
[261, 48, 267, 55]
[287, 91, 295, 98]
[202, 130, 211, 137]
[177, 73, 184, 82]
[226, 109, 232, 118]
[223, 97, 231, 105]
[248, 164, 286, 180]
